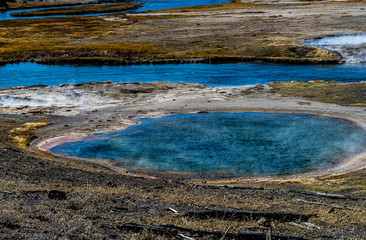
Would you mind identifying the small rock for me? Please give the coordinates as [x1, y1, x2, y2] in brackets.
[35, 215, 48, 222]
[107, 181, 117, 187]
[48, 190, 67, 200]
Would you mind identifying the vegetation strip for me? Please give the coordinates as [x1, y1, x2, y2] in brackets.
[0, 0, 126, 10]
[10, 3, 142, 17]
[268, 81, 366, 106]
[0, 1, 81, 11]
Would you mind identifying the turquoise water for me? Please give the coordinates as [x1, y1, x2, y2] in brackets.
[1, 62, 366, 88]
[50, 113, 366, 178]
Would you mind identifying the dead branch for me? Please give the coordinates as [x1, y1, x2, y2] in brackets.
[296, 199, 352, 210]
[206, 185, 266, 190]
[289, 222, 321, 230]
[290, 190, 347, 199]
[118, 222, 307, 240]
[185, 209, 314, 222]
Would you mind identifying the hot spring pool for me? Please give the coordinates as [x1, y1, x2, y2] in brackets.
[49, 112, 366, 178]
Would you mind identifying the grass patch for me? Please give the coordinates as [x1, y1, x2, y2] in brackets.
[174, 41, 340, 64]
[0, 17, 170, 63]
[10, 120, 51, 147]
[10, 3, 142, 17]
[260, 168, 366, 194]
[0, 16, 176, 63]
[313, 169, 366, 193]
[268, 81, 366, 106]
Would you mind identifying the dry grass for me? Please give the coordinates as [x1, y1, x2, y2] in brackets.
[0, 16, 173, 63]
[268, 81, 366, 106]
[0, 3, 341, 65]
[10, 120, 51, 147]
[113, 180, 366, 239]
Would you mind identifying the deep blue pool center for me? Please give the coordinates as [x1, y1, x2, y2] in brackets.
[50, 112, 366, 178]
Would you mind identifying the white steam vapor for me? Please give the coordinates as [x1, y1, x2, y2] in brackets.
[306, 34, 366, 63]
[0, 85, 116, 109]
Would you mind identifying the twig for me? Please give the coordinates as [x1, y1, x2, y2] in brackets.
[177, 233, 196, 240]
[220, 226, 231, 240]
[303, 222, 321, 230]
[289, 222, 321, 230]
[168, 207, 179, 214]
[289, 222, 313, 230]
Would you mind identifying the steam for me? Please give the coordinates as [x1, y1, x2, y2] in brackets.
[306, 34, 366, 63]
[0, 96, 46, 107]
[0, 85, 115, 109]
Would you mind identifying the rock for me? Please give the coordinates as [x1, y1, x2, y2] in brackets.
[48, 190, 67, 200]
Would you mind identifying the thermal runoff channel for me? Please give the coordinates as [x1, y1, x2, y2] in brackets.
[50, 112, 366, 177]
[306, 34, 366, 63]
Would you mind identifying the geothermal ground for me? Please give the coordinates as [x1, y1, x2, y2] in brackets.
[0, 0, 366, 239]
[1, 81, 366, 239]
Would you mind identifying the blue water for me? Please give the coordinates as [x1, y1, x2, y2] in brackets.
[50, 113, 366, 177]
[0, 0, 228, 20]
[1, 62, 366, 88]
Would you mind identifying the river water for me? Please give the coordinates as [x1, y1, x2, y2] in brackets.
[1, 62, 366, 88]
